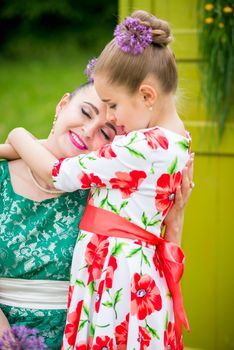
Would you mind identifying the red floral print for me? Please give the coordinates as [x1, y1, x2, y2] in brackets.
[115, 313, 129, 349]
[67, 285, 74, 309]
[64, 300, 83, 346]
[106, 255, 117, 288]
[110, 170, 147, 198]
[155, 172, 182, 215]
[164, 322, 177, 350]
[95, 279, 105, 313]
[79, 172, 106, 189]
[137, 326, 151, 350]
[131, 273, 162, 320]
[75, 342, 87, 350]
[152, 250, 164, 278]
[85, 234, 109, 284]
[52, 158, 65, 177]
[92, 336, 114, 350]
[97, 144, 117, 159]
[144, 128, 169, 150]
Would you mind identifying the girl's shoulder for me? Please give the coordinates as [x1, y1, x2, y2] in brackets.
[113, 126, 191, 150]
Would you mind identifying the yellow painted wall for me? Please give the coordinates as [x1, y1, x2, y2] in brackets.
[119, 1, 234, 349]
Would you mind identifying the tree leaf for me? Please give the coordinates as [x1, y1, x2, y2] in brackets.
[111, 242, 125, 256]
[75, 279, 85, 287]
[83, 304, 89, 317]
[88, 280, 95, 296]
[90, 323, 95, 338]
[125, 146, 146, 159]
[167, 156, 178, 174]
[77, 233, 87, 242]
[148, 219, 161, 227]
[127, 247, 142, 257]
[141, 212, 148, 227]
[142, 251, 150, 267]
[128, 132, 138, 145]
[146, 323, 160, 340]
[102, 301, 113, 308]
[177, 139, 189, 151]
[113, 288, 123, 307]
[164, 311, 169, 330]
[120, 200, 128, 210]
[107, 200, 118, 214]
[79, 319, 88, 331]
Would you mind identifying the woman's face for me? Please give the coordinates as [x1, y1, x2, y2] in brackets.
[48, 84, 119, 158]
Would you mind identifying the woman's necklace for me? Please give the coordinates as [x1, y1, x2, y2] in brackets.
[28, 167, 64, 195]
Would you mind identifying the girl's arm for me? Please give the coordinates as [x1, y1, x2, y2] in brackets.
[163, 156, 194, 245]
[7, 128, 57, 187]
[0, 309, 10, 336]
[0, 144, 20, 160]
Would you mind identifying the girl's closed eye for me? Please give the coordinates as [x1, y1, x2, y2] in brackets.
[109, 104, 116, 110]
[81, 107, 91, 119]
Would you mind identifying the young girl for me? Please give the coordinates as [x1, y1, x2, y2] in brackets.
[6, 10, 192, 349]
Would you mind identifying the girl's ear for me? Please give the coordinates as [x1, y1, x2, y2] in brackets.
[55, 93, 70, 116]
[138, 84, 157, 108]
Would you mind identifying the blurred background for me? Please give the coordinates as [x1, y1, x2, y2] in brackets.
[0, 0, 233, 349]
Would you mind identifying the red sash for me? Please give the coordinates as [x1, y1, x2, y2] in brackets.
[80, 205, 190, 343]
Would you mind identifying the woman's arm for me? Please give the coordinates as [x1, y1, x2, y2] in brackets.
[0, 144, 20, 160]
[163, 155, 194, 245]
[7, 128, 57, 186]
[0, 309, 10, 336]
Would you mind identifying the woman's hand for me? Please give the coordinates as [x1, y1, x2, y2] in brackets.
[163, 154, 194, 245]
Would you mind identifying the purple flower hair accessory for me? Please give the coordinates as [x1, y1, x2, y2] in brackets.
[85, 57, 97, 82]
[0, 325, 47, 349]
[114, 17, 153, 55]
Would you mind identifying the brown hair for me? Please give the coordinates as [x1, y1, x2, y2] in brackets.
[94, 10, 177, 94]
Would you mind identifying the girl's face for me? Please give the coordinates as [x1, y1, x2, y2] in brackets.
[49, 85, 119, 158]
[94, 76, 151, 133]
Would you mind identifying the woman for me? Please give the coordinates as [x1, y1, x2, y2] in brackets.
[0, 81, 193, 348]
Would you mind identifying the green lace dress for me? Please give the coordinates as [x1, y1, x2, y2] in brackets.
[0, 160, 89, 349]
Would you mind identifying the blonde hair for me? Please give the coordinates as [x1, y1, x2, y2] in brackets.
[94, 10, 177, 94]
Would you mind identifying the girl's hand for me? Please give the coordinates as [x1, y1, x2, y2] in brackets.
[0, 309, 10, 336]
[0, 144, 20, 160]
[163, 153, 194, 245]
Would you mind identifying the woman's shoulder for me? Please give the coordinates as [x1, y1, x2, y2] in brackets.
[0, 160, 9, 181]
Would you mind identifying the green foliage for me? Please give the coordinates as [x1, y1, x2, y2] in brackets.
[0, 49, 92, 142]
[198, 0, 234, 137]
[0, 0, 117, 54]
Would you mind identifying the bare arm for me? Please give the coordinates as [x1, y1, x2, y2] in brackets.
[0, 309, 10, 336]
[7, 128, 57, 187]
[0, 144, 20, 160]
[163, 155, 194, 245]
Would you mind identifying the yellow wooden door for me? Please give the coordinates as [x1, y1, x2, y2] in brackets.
[119, 1, 234, 349]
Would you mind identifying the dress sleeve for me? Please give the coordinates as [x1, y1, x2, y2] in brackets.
[52, 128, 174, 192]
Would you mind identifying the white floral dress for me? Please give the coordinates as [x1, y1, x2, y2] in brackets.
[52, 126, 191, 350]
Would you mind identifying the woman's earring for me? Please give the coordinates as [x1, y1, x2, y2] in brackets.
[149, 106, 153, 111]
[51, 114, 58, 134]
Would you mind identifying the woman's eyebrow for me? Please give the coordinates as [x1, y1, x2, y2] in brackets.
[83, 101, 99, 115]
[105, 122, 117, 134]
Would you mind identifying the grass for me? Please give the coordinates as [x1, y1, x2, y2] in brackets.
[0, 37, 107, 143]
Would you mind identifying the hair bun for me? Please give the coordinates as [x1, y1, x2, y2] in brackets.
[131, 10, 172, 47]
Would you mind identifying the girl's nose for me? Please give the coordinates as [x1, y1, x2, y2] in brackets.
[106, 109, 116, 123]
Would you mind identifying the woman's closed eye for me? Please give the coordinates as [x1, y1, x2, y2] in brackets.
[81, 107, 91, 119]
[100, 127, 115, 141]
